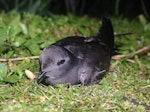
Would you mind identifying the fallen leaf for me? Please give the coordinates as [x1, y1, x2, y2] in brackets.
[25, 69, 35, 80]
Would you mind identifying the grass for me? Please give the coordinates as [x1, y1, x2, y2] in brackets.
[0, 11, 150, 112]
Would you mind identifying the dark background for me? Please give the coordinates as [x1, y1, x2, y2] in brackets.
[0, 0, 149, 20]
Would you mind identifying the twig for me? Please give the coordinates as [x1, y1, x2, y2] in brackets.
[112, 45, 150, 60]
[0, 46, 149, 62]
[114, 32, 134, 37]
[0, 56, 39, 62]
[135, 45, 150, 55]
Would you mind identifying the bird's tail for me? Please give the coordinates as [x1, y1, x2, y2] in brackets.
[97, 17, 114, 53]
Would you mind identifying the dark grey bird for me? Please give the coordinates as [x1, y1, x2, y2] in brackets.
[37, 17, 114, 86]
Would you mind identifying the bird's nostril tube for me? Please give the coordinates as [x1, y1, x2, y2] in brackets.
[37, 71, 47, 83]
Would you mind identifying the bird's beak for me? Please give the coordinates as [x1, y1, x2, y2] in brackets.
[37, 71, 47, 83]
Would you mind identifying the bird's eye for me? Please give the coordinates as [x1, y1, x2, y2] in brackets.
[57, 60, 65, 65]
